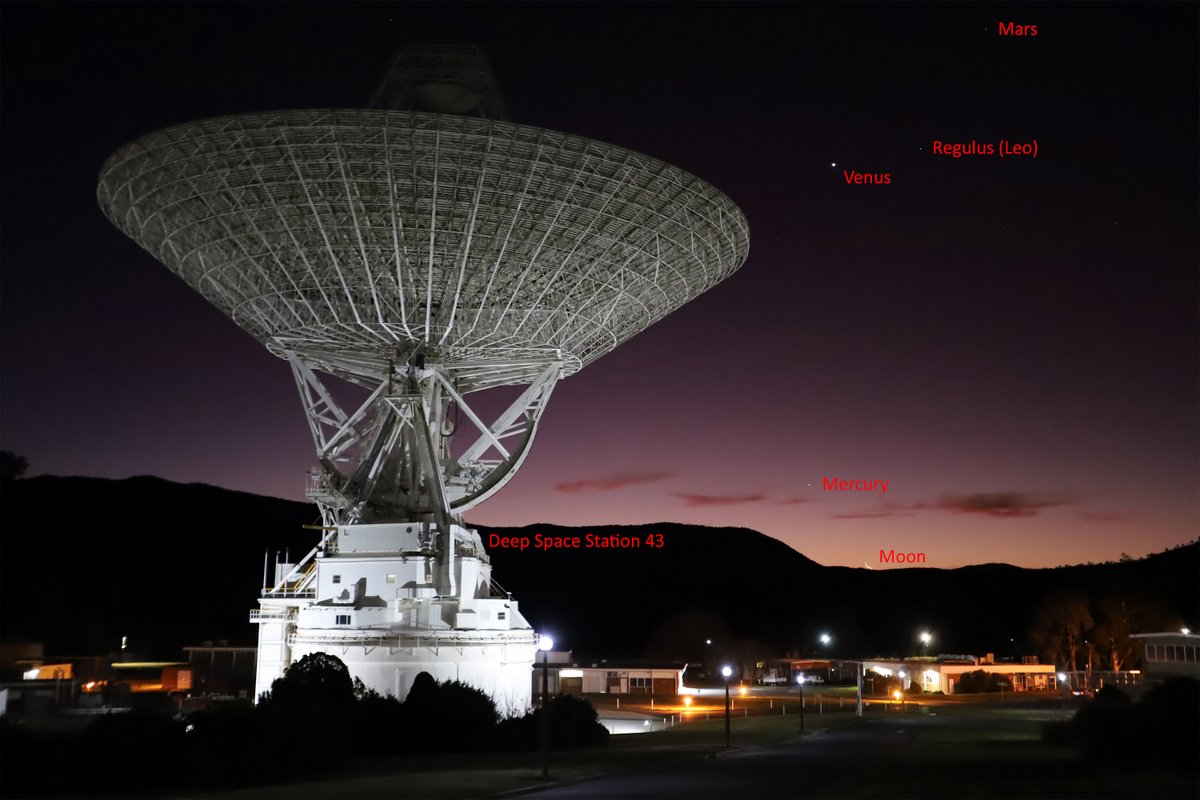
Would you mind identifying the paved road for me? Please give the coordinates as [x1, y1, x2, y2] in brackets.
[521, 717, 930, 798]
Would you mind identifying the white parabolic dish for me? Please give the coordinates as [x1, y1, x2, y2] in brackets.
[98, 109, 751, 393]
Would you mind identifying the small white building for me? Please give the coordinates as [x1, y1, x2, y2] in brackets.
[863, 654, 1058, 694]
[532, 653, 687, 696]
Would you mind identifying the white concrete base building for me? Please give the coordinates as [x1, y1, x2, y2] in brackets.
[252, 522, 537, 716]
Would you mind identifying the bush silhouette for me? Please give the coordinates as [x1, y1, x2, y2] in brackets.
[263, 652, 356, 709]
[1066, 680, 1200, 766]
[400, 671, 498, 750]
[494, 694, 609, 750]
[258, 652, 356, 761]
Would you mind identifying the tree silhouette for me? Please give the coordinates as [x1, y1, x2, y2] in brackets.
[265, 652, 355, 708]
[1093, 597, 1168, 671]
[1031, 593, 1093, 671]
[1, 451, 28, 481]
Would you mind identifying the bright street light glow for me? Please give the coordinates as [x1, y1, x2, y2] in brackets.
[796, 674, 805, 684]
[739, 686, 748, 696]
[899, 670, 907, 679]
[721, 665, 732, 678]
[1183, 628, 1191, 635]
[1057, 672, 1067, 681]
[919, 632, 932, 644]
[892, 690, 902, 700]
[684, 696, 693, 707]
[538, 634, 554, 651]
[819, 633, 831, 645]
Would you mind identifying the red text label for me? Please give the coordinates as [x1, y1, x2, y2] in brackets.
[998, 22, 1037, 36]
[881, 550, 926, 564]
[843, 170, 892, 185]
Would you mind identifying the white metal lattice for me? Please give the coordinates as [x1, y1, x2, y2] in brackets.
[98, 109, 750, 522]
[98, 109, 750, 393]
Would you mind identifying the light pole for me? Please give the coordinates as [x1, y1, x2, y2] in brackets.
[919, 631, 932, 654]
[722, 665, 732, 748]
[538, 634, 553, 780]
[796, 674, 805, 733]
[856, 664, 863, 716]
[819, 633, 833, 681]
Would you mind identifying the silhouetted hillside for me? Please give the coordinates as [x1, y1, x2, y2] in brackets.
[1, 475, 316, 656]
[2, 476, 1195, 663]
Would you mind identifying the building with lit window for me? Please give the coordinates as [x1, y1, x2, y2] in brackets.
[532, 652, 687, 696]
[1130, 632, 1200, 681]
[862, 653, 1058, 694]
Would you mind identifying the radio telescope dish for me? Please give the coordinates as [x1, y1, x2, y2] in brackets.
[98, 108, 749, 523]
[97, 46, 749, 710]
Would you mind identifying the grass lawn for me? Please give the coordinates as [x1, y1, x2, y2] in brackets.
[823, 706, 1199, 799]
[191, 712, 853, 799]
[188, 703, 1199, 799]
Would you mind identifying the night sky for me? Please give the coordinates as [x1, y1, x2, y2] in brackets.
[2, 2, 1196, 569]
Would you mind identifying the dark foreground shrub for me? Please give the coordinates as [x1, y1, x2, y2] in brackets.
[184, 703, 279, 789]
[352, 690, 405, 754]
[1070, 685, 1137, 760]
[1065, 678, 1199, 767]
[256, 652, 357, 762]
[400, 671, 498, 751]
[262, 651, 356, 710]
[1137, 678, 1199, 767]
[495, 694, 609, 750]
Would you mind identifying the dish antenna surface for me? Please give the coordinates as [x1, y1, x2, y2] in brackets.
[98, 45, 750, 709]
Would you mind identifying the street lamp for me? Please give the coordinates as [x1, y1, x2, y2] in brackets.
[538, 634, 554, 780]
[796, 673, 806, 733]
[819, 633, 831, 646]
[919, 631, 932, 654]
[722, 665, 732, 748]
